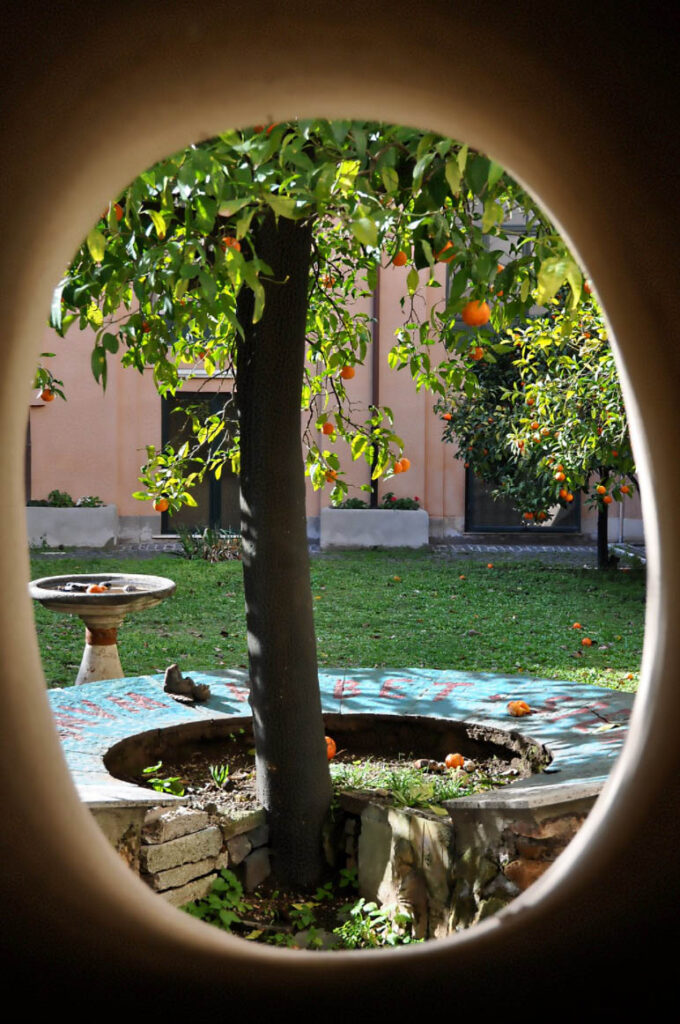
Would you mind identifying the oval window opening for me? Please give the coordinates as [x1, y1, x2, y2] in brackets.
[27, 117, 645, 954]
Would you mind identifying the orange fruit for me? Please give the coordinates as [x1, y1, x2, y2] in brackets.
[526, 396, 535, 406]
[584, 280, 593, 294]
[322, 274, 336, 287]
[86, 584, 108, 594]
[471, 346, 485, 361]
[596, 485, 606, 494]
[621, 485, 630, 494]
[435, 241, 456, 263]
[153, 497, 169, 513]
[573, 622, 582, 629]
[537, 511, 547, 521]
[339, 366, 355, 380]
[487, 563, 494, 569]
[40, 388, 54, 402]
[603, 495, 613, 504]
[611, 450, 619, 457]
[142, 321, 151, 333]
[325, 470, 338, 483]
[555, 471, 566, 482]
[113, 202, 124, 221]
[442, 412, 452, 421]
[461, 300, 491, 327]
[221, 236, 241, 252]
[531, 421, 540, 430]
[523, 512, 534, 520]
[559, 488, 569, 499]
[445, 752, 465, 769]
[565, 492, 574, 502]
[392, 461, 403, 474]
[497, 263, 504, 273]
[581, 637, 593, 647]
[325, 736, 337, 760]
[399, 457, 411, 472]
[321, 422, 334, 435]
[393, 250, 408, 266]
[507, 700, 531, 717]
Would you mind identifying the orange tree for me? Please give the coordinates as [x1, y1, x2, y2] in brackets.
[49, 119, 591, 886]
[438, 298, 636, 568]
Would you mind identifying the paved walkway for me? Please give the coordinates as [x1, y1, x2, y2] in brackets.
[40, 538, 646, 566]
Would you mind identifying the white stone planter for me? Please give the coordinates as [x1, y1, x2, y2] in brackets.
[320, 508, 429, 550]
[26, 504, 118, 549]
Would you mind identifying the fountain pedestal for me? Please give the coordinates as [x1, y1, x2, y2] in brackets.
[29, 573, 176, 684]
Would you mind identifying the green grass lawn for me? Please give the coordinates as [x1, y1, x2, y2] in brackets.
[30, 549, 645, 691]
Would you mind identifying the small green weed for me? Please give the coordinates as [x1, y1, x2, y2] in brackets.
[142, 761, 185, 796]
[209, 763, 230, 789]
[332, 898, 422, 948]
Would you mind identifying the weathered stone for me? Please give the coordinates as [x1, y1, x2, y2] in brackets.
[473, 856, 500, 891]
[216, 849, 229, 870]
[418, 817, 453, 905]
[483, 873, 520, 900]
[227, 832, 252, 865]
[247, 824, 269, 849]
[532, 814, 585, 842]
[140, 825, 222, 873]
[243, 847, 270, 891]
[158, 873, 217, 908]
[142, 807, 210, 844]
[504, 858, 552, 891]
[144, 856, 220, 892]
[92, 806, 145, 873]
[515, 837, 550, 860]
[358, 804, 392, 903]
[218, 808, 267, 840]
[475, 896, 510, 923]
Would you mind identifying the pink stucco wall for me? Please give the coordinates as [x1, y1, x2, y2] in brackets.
[28, 263, 643, 542]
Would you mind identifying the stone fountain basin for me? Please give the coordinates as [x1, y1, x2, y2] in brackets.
[29, 573, 176, 620]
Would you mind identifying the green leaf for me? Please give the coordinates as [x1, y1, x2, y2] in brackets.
[445, 158, 462, 196]
[148, 209, 167, 239]
[407, 267, 419, 295]
[535, 256, 570, 306]
[487, 160, 504, 189]
[466, 155, 490, 196]
[482, 199, 504, 233]
[350, 216, 378, 248]
[101, 332, 119, 353]
[194, 196, 216, 233]
[520, 278, 530, 302]
[265, 194, 298, 220]
[86, 303, 103, 328]
[86, 229, 106, 263]
[50, 278, 67, 333]
[380, 166, 399, 193]
[366, 264, 378, 292]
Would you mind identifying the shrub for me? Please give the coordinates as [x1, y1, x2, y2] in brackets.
[177, 524, 242, 563]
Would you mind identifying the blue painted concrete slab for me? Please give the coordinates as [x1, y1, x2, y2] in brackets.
[47, 668, 635, 809]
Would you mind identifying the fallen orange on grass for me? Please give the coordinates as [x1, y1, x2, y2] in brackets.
[581, 637, 593, 647]
[325, 736, 337, 760]
[445, 753, 465, 769]
[507, 700, 532, 717]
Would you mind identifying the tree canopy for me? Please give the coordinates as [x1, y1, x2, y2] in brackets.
[49, 119, 590, 510]
[438, 297, 636, 565]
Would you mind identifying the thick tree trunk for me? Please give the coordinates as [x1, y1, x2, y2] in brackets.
[235, 211, 331, 889]
[597, 501, 610, 569]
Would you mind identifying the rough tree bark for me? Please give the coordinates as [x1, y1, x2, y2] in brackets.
[235, 211, 331, 888]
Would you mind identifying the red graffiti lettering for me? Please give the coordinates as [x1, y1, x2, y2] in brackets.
[75, 700, 116, 720]
[433, 680, 473, 701]
[224, 681, 248, 702]
[333, 679, 361, 699]
[378, 679, 407, 700]
[52, 713, 94, 740]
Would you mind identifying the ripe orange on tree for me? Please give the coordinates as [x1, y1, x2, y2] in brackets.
[393, 250, 408, 266]
[559, 488, 569, 499]
[399, 457, 411, 472]
[565, 492, 574, 502]
[435, 241, 456, 263]
[461, 300, 491, 327]
[321, 422, 334, 435]
[621, 485, 630, 494]
[442, 412, 452, 421]
[523, 512, 534, 520]
[392, 461, 403, 474]
[596, 485, 607, 495]
[153, 497, 169, 513]
[603, 495, 613, 504]
[325, 469, 338, 483]
[221, 236, 241, 252]
[339, 366, 355, 380]
[39, 388, 54, 402]
[471, 346, 485, 361]
[555, 471, 566, 482]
